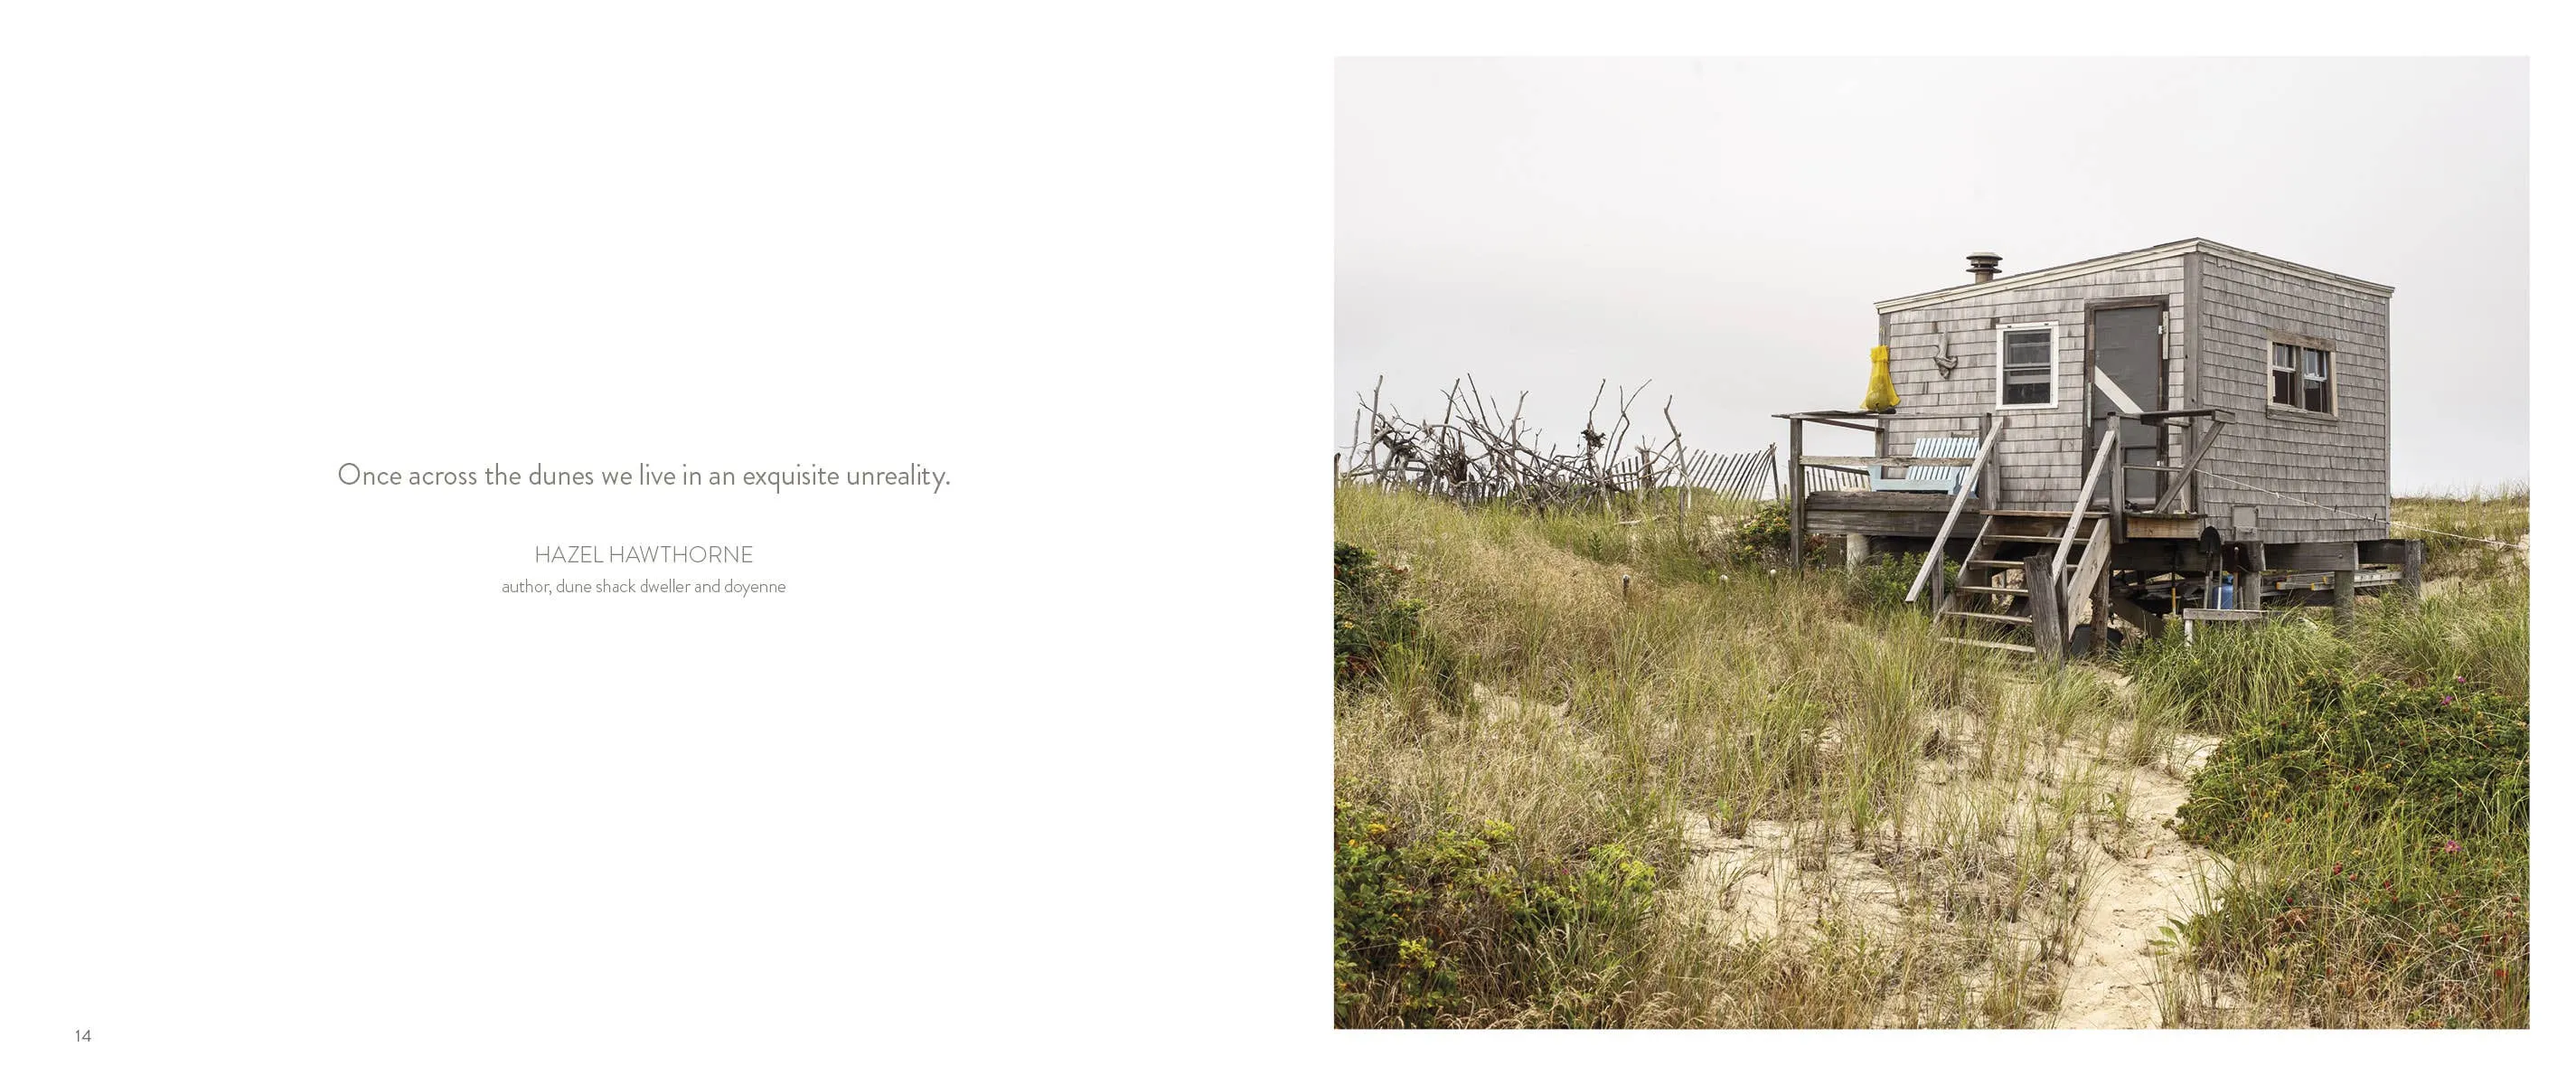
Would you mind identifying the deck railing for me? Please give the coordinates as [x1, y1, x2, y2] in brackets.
[1774, 409, 1998, 576]
[2100, 408, 2232, 519]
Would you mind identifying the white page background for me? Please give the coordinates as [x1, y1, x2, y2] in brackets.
[2, 6, 1318, 1080]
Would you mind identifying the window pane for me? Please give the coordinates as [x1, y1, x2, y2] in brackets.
[1999, 328, 2051, 404]
[2275, 344, 2297, 369]
[2304, 348, 2328, 377]
[2272, 369, 2295, 405]
[2006, 330, 2050, 371]
[2305, 382, 2329, 413]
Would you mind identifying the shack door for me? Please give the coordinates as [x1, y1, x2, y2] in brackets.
[2089, 305, 2166, 505]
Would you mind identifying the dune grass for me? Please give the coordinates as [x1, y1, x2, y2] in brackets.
[1337, 486, 2117, 1026]
[2393, 485, 2527, 581]
[1332, 483, 2528, 1028]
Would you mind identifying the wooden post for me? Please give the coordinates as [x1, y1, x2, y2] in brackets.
[2091, 561, 2112, 657]
[2333, 569, 2357, 628]
[1847, 533, 1870, 573]
[2026, 554, 2064, 665]
[2240, 540, 2267, 612]
[2400, 539, 2425, 601]
[2109, 422, 2128, 542]
[1979, 410, 1998, 512]
[2184, 417, 2198, 514]
[1368, 376, 1384, 478]
[1788, 418, 1806, 575]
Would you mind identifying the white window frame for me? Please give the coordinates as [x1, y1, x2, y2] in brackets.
[2263, 336, 2338, 418]
[1994, 321, 2059, 410]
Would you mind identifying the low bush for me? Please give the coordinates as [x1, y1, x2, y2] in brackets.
[1333, 797, 1661, 1027]
[2170, 673, 2529, 1027]
[1717, 502, 1828, 569]
[2176, 674, 2526, 849]
[1334, 542, 1470, 709]
[1836, 553, 1958, 613]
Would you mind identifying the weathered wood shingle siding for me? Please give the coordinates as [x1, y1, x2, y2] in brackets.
[2189, 252, 2392, 542]
[1878, 257, 2188, 507]
[1866, 241, 2393, 545]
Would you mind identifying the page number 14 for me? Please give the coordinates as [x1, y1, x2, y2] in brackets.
[75, 1029, 90, 1042]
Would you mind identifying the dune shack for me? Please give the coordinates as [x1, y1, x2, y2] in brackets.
[1781, 239, 2421, 659]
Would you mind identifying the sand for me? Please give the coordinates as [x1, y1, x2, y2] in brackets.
[1678, 698, 2230, 1028]
[2046, 737, 2225, 1027]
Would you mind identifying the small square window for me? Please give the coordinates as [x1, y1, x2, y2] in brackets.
[2268, 339, 2335, 415]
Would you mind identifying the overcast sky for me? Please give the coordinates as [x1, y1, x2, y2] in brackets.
[1336, 58, 2528, 493]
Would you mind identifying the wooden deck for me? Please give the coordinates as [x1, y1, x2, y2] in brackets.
[1801, 491, 2207, 542]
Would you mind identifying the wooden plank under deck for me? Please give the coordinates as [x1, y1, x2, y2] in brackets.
[2122, 513, 2205, 540]
[1799, 491, 1951, 536]
[1801, 491, 2206, 542]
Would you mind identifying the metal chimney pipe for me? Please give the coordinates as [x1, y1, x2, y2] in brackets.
[1967, 252, 2000, 284]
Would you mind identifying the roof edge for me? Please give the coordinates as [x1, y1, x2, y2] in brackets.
[1874, 239, 2394, 315]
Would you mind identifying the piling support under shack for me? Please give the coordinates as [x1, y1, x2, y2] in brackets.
[2025, 554, 2064, 665]
[2239, 540, 2268, 613]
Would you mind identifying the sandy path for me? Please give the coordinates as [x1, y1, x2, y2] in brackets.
[1677, 713, 2230, 1028]
[2046, 740, 2224, 1028]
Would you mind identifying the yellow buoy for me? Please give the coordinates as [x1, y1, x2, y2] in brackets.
[1862, 344, 1899, 412]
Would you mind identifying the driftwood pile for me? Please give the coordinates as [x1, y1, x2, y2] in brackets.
[1338, 376, 1780, 511]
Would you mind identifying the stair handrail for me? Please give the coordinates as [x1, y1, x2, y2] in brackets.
[2064, 517, 2113, 637]
[1936, 513, 1998, 625]
[1904, 413, 2009, 604]
[2052, 427, 2120, 586]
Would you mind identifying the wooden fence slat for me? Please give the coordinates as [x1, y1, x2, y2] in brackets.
[1361, 442, 1790, 507]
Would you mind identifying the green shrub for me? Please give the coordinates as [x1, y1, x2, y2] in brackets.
[2168, 673, 2529, 1026]
[1837, 553, 1956, 612]
[1717, 501, 1831, 568]
[1720, 501, 1791, 564]
[1334, 542, 1469, 708]
[2176, 673, 2527, 850]
[1333, 797, 1660, 1027]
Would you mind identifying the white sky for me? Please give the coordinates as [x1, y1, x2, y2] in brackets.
[1336, 57, 2529, 492]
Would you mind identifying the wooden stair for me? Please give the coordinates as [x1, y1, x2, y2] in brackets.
[1935, 509, 2106, 657]
[1907, 420, 2148, 664]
